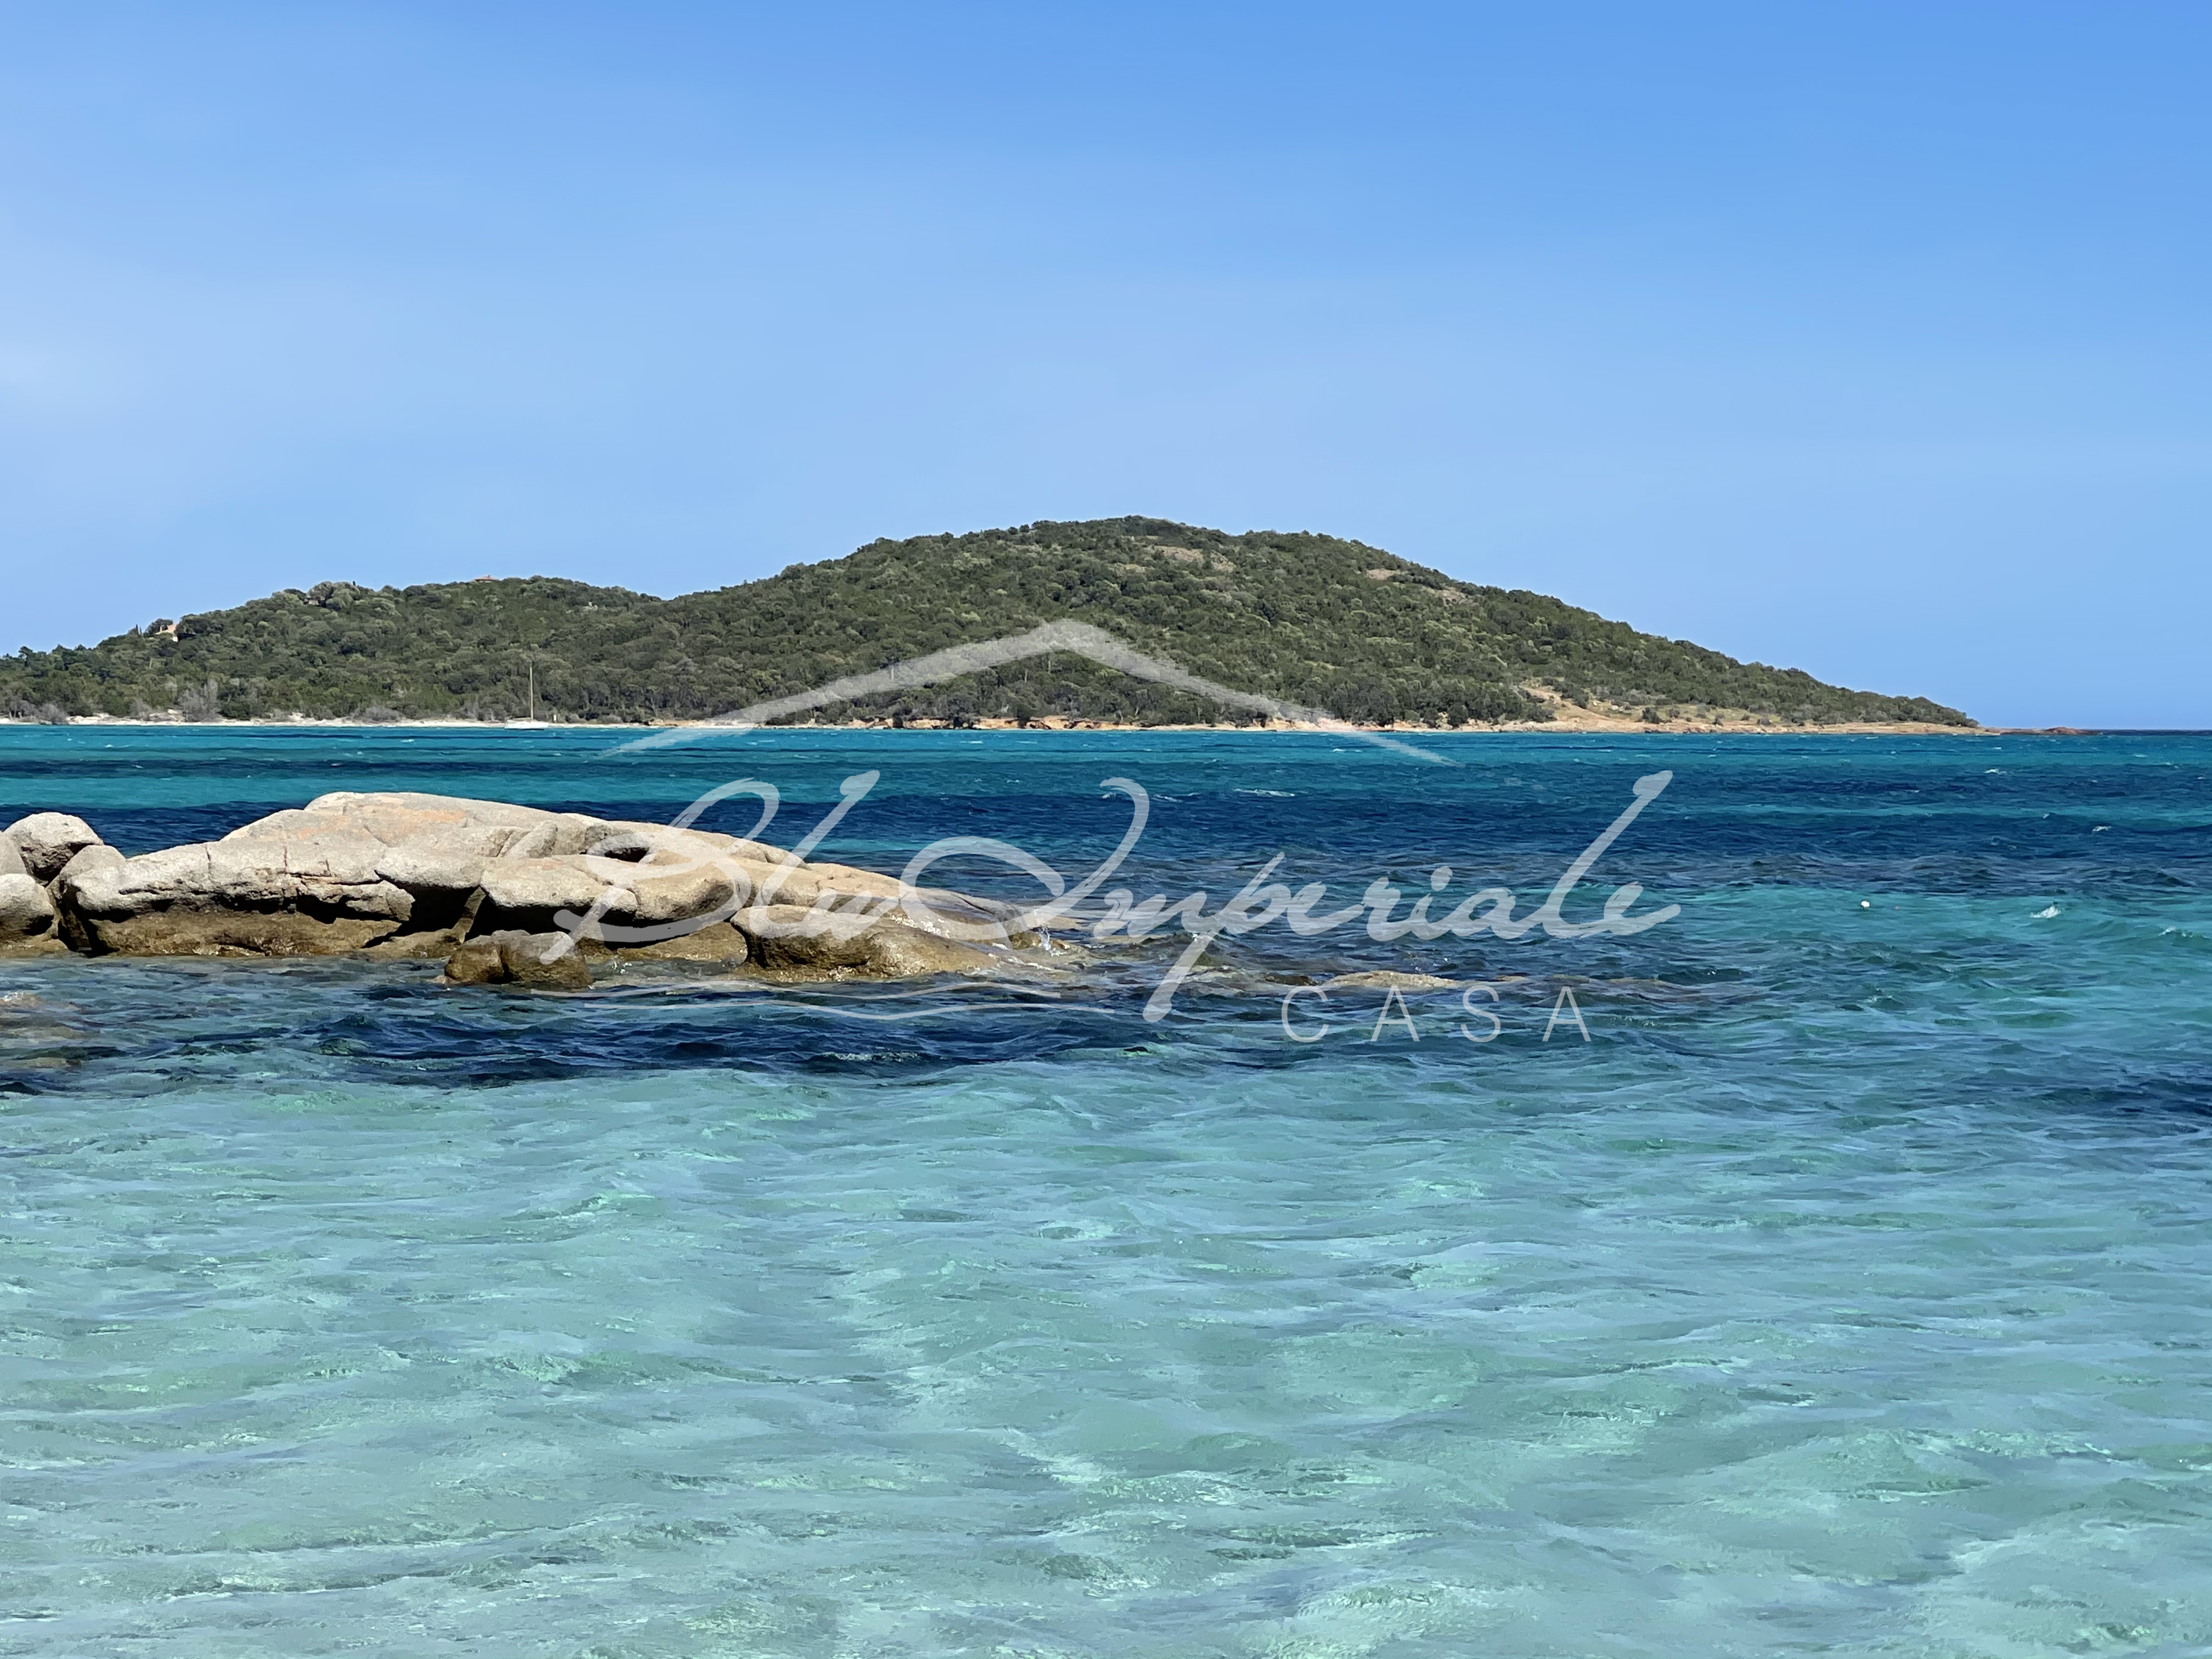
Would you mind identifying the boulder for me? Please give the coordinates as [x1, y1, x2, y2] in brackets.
[619, 860, 741, 926]
[49, 845, 123, 952]
[500, 932, 592, 989]
[473, 850, 752, 938]
[49, 795, 551, 960]
[442, 935, 508, 985]
[224, 794, 644, 872]
[366, 833, 502, 941]
[442, 929, 592, 990]
[229, 791, 562, 850]
[0, 873, 64, 955]
[710, 856, 1018, 944]
[475, 855, 631, 933]
[77, 835, 412, 916]
[74, 907, 402, 958]
[615, 921, 749, 965]
[56, 843, 125, 884]
[501, 814, 622, 860]
[616, 822, 799, 868]
[740, 903, 995, 979]
[14, 791, 1026, 979]
[811, 861, 1035, 943]
[372, 834, 496, 897]
[800, 860, 909, 899]
[3, 813, 104, 883]
[57, 832, 416, 956]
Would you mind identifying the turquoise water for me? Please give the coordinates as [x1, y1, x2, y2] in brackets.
[3, 726, 2210, 1657]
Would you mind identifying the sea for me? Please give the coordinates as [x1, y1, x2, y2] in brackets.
[2, 724, 2208, 1658]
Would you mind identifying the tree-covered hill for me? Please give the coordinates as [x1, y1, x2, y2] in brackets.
[0, 517, 1973, 727]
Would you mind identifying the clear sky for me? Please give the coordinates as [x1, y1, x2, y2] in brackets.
[2, 2, 2206, 726]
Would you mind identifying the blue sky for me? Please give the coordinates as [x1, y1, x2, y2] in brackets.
[2, 2, 2205, 726]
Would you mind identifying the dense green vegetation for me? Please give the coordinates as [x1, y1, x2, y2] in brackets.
[0, 517, 1973, 726]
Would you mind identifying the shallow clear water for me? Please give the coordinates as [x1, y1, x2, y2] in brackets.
[3, 726, 2209, 1657]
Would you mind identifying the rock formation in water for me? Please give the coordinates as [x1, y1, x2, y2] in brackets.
[0, 793, 1028, 986]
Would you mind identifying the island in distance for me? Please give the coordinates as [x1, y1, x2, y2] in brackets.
[1, 516, 1973, 732]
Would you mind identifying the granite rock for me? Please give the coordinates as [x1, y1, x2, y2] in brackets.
[0, 873, 63, 954]
[3, 814, 105, 883]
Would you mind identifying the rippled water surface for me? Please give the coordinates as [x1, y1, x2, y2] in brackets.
[3, 726, 2210, 1657]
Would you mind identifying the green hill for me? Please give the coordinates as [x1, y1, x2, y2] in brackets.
[0, 517, 1973, 727]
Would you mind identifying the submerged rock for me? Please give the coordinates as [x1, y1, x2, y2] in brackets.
[1319, 970, 1459, 991]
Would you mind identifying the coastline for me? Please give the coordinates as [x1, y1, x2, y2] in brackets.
[0, 714, 2070, 736]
